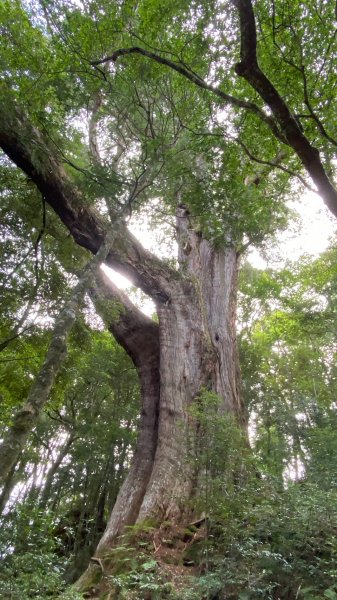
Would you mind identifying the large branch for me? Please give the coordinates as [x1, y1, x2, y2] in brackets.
[91, 47, 287, 144]
[232, 0, 337, 219]
[93, 38, 337, 219]
[0, 99, 175, 301]
[89, 270, 159, 370]
[86, 271, 160, 553]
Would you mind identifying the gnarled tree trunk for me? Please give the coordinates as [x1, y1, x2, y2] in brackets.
[0, 104, 246, 591]
[75, 206, 246, 595]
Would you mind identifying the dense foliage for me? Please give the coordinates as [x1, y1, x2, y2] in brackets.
[1, 0, 337, 598]
[1, 244, 337, 599]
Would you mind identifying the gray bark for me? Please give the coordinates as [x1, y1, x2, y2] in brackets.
[0, 103, 246, 591]
[135, 206, 246, 524]
[76, 206, 245, 597]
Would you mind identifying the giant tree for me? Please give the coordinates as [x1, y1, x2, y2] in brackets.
[1, 0, 337, 591]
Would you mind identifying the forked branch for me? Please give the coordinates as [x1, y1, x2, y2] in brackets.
[93, 27, 337, 218]
[89, 270, 159, 369]
[0, 97, 176, 301]
[91, 46, 287, 144]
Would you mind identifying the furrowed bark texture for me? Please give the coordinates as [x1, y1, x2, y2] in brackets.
[80, 207, 245, 573]
[89, 273, 160, 547]
[75, 206, 245, 592]
[0, 101, 245, 591]
[135, 206, 245, 524]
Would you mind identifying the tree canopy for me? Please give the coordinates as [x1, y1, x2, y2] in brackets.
[1, 1, 337, 599]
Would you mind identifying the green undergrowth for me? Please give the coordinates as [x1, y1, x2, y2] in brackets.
[2, 485, 337, 599]
[0, 506, 83, 600]
[88, 393, 337, 600]
[95, 521, 174, 599]
[87, 483, 337, 600]
[3, 398, 337, 599]
[73, 476, 337, 600]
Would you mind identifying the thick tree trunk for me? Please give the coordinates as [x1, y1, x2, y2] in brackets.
[135, 206, 246, 523]
[76, 207, 245, 591]
[0, 105, 245, 591]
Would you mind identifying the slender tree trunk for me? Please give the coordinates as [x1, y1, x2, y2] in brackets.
[0, 295, 36, 352]
[0, 460, 18, 515]
[0, 233, 114, 488]
[38, 432, 76, 509]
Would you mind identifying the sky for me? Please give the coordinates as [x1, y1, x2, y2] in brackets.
[249, 190, 336, 269]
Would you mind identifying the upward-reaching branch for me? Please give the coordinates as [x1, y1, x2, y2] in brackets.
[93, 32, 337, 219]
[91, 47, 286, 144]
[87, 271, 160, 552]
[90, 271, 159, 370]
[232, 0, 337, 218]
[88, 93, 103, 167]
[0, 96, 177, 301]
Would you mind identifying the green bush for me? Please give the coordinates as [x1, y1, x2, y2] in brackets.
[0, 505, 83, 599]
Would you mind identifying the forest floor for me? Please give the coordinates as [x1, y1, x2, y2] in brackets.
[82, 519, 207, 599]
